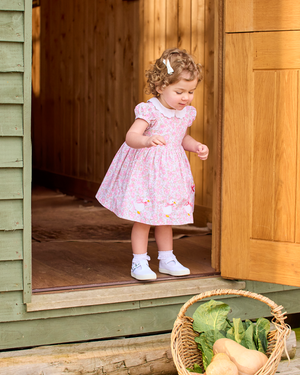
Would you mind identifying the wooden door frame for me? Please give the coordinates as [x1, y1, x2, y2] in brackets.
[211, 0, 224, 272]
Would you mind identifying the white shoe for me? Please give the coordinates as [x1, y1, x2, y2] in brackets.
[159, 254, 190, 276]
[131, 256, 157, 281]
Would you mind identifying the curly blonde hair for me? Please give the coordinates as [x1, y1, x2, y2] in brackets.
[145, 48, 203, 97]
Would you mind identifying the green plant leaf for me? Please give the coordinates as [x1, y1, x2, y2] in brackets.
[244, 322, 256, 350]
[196, 330, 226, 370]
[186, 363, 203, 373]
[192, 300, 231, 334]
[254, 318, 270, 353]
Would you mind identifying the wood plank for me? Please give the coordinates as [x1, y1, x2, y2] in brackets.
[142, 0, 155, 103]
[0, 291, 140, 322]
[0, 104, 23, 135]
[22, 0, 33, 303]
[0, 230, 23, 261]
[190, 0, 205, 206]
[225, 0, 253, 33]
[2, 287, 300, 351]
[221, 33, 253, 279]
[252, 71, 276, 240]
[274, 71, 297, 242]
[254, 31, 300, 70]
[202, 0, 215, 210]
[0, 305, 184, 350]
[166, 0, 178, 48]
[0, 42, 23, 72]
[0, 137, 23, 167]
[249, 240, 300, 286]
[211, 0, 223, 272]
[94, 0, 105, 182]
[0, 333, 176, 374]
[0, 200, 23, 230]
[28, 277, 244, 312]
[0, 260, 23, 292]
[113, 0, 124, 158]
[297, 71, 300, 243]
[0, 11, 24, 42]
[178, 0, 191, 50]
[0, 0, 24, 11]
[154, 0, 166, 58]
[61, 0, 74, 178]
[254, 0, 300, 32]
[0, 168, 23, 199]
[0, 73, 23, 103]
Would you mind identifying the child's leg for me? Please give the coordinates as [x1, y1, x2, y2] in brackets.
[131, 222, 151, 254]
[155, 225, 190, 276]
[131, 222, 156, 280]
[154, 225, 173, 251]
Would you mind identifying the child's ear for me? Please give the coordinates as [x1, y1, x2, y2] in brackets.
[156, 86, 163, 95]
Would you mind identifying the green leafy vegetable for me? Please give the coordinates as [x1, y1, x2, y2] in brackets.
[196, 330, 226, 369]
[192, 299, 231, 333]
[192, 299, 271, 370]
[254, 317, 270, 353]
[186, 363, 203, 373]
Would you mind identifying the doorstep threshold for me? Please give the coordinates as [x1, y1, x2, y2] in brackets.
[27, 276, 245, 312]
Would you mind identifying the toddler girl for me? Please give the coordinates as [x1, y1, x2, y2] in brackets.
[96, 48, 209, 281]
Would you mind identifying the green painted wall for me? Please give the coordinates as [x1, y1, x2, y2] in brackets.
[0, 0, 30, 304]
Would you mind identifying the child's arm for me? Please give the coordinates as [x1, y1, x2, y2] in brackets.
[126, 119, 166, 149]
[182, 133, 209, 160]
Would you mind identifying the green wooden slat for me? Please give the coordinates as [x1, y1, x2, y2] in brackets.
[0, 291, 139, 322]
[0, 1, 24, 11]
[0, 11, 24, 42]
[0, 200, 23, 230]
[0, 42, 24, 72]
[0, 260, 23, 292]
[0, 73, 23, 104]
[1, 288, 300, 350]
[0, 169, 23, 199]
[0, 104, 23, 135]
[22, 0, 32, 303]
[0, 230, 23, 261]
[0, 137, 23, 167]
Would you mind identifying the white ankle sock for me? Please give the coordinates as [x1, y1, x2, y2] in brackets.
[158, 250, 173, 260]
[133, 253, 148, 262]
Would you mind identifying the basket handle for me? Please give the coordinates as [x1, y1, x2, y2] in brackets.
[177, 288, 287, 324]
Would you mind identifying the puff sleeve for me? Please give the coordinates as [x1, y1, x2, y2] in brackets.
[187, 106, 197, 127]
[134, 102, 156, 128]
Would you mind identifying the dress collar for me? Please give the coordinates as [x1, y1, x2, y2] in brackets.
[148, 97, 187, 119]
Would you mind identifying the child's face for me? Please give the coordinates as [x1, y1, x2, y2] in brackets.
[157, 71, 198, 111]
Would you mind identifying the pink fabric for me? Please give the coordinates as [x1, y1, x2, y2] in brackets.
[95, 99, 197, 225]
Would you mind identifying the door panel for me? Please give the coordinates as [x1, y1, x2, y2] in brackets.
[222, 32, 300, 286]
[225, 0, 300, 33]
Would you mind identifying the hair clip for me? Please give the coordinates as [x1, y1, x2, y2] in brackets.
[163, 59, 174, 75]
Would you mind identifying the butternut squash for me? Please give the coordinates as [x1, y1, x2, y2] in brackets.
[206, 352, 238, 375]
[213, 338, 268, 375]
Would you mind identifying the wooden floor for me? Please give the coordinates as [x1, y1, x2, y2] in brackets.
[32, 186, 217, 292]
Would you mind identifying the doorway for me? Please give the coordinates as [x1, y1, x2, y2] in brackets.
[31, 0, 217, 292]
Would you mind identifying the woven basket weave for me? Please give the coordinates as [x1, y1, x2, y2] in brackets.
[171, 289, 291, 375]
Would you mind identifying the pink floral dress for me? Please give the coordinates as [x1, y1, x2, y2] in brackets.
[95, 97, 196, 225]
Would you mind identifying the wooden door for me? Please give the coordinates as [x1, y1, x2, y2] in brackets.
[221, 1, 300, 286]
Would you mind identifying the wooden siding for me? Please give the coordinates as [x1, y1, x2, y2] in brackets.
[31, 0, 214, 218]
[0, 0, 31, 316]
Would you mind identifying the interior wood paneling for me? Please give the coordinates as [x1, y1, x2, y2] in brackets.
[32, 0, 215, 224]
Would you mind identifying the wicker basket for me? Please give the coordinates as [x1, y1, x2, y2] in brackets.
[171, 289, 291, 375]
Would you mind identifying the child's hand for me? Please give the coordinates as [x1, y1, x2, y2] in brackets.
[196, 143, 209, 160]
[146, 135, 166, 147]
